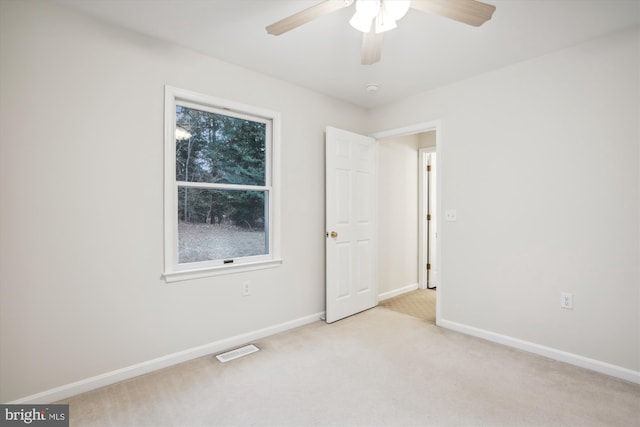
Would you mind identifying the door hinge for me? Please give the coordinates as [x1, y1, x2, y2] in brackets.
[427, 214, 431, 221]
[427, 165, 431, 172]
[426, 263, 431, 270]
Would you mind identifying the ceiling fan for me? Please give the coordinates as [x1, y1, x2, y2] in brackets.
[266, 0, 496, 65]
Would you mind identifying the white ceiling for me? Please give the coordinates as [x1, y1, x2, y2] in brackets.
[56, 0, 639, 108]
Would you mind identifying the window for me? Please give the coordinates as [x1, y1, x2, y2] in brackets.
[163, 86, 281, 282]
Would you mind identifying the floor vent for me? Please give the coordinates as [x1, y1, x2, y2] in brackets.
[215, 344, 259, 363]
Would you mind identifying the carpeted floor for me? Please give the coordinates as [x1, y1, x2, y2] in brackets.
[378, 289, 436, 322]
[60, 306, 640, 426]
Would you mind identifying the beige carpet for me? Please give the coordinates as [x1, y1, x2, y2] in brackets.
[60, 308, 640, 426]
[379, 289, 436, 322]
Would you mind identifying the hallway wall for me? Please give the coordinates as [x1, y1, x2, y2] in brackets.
[377, 134, 420, 295]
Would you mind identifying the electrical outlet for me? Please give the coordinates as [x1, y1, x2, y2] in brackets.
[243, 281, 251, 297]
[561, 292, 573, 309]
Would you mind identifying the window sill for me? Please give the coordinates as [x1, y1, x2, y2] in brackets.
[163, 258, 283, 283]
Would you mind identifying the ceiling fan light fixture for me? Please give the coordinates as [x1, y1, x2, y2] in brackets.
[355, 0, 380, 19]
[349, 12, 374, 33]
[350, 0, 380, 33]
[383, 0, 410, 21]
[374, 6, 397, 33]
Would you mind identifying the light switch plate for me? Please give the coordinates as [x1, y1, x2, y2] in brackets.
[561, 292, 573, 309]
[445, 209, 457, 222]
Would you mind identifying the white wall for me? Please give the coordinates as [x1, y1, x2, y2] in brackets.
[370, 27, 640, 372]
[377, 134, 419, 295]
[0, 0, 368, 402]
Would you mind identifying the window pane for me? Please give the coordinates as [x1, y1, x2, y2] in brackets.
[175, 105, 266, 186]
[177, 188, 267, 263]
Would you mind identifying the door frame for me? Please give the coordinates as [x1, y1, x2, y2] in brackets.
[370, 120, 442, 326]
[419, 147, 436, 290]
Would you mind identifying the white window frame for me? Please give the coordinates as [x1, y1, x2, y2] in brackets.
[163, 86, 282, 283]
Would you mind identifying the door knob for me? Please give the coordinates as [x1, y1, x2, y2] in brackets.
[330, 231, 338, 238]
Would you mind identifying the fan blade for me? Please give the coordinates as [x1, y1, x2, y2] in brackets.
[361, 31, 383, 65]
[266, 0, 354, 35]
[410, 0, 496, 27]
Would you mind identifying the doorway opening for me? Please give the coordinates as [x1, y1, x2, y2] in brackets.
[371, 121, 442, 325]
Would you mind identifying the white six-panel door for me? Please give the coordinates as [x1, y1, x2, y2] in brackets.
[325, 127, 377, 323]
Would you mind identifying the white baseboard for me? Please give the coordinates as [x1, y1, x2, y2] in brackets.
[439, 319, 640, 384]
[10, 312, 325, 404]
[378, 283, 418, 302]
